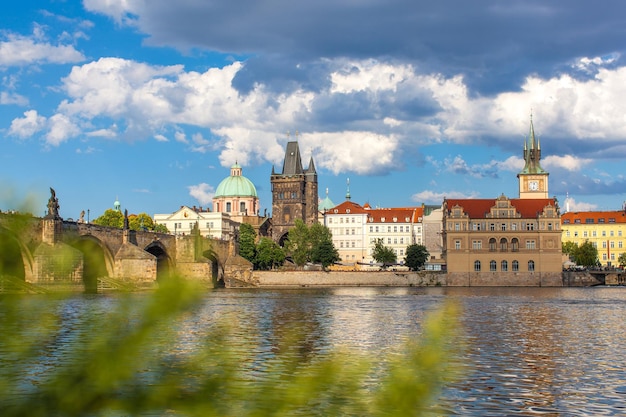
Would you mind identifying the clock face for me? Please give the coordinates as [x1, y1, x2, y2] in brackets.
[529, 181, 539, 191]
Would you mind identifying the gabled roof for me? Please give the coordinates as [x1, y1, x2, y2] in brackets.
[326, 200, 368, 214]
[561, 210, 626, 224]
[366, 207, 421, 223]
[281, 141, 304, 175]
[445, 198, 556, 219]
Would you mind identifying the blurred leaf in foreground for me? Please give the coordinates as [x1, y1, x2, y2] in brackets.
[0, 278, 464, 417]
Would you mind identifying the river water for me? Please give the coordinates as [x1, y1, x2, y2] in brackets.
[3, 286, 626, 416]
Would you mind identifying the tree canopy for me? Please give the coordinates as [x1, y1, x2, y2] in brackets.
[573, 240, 599, 267]
[372, 238, 397, 265]
[404, 244, 429, 271]
[92, 209, 123, 228]
[238, 223, 257, 263]
[285, 219, 338, 268]
[255, 237, 286, 270]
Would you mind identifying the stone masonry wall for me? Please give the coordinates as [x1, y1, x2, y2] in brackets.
[249, 271, 446, 287]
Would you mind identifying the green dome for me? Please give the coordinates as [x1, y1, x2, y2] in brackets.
[214, 163, 258, 198]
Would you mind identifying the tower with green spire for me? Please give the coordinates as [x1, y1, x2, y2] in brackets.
[517, 115, 549, 199]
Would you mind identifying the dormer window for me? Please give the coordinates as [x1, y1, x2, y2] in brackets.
[381, 217, 386, 222]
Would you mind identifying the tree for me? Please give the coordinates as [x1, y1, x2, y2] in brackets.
[372, 238, 397, 266]
[404, 244, 429, 271]
[92, 209, 123, 228]
[618, 252, 626, 268]
[573, 240, 599, 267]
[153, 223, 169, 233]
[255, 237, 285, 270]
[562, 241, 578, 260]
[238, 223, 257, 263]
[129, 213, 155, 231]
[311, 240, 340, 269]
[285, 219, 312, 267]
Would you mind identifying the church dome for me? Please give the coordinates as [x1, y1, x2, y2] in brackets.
[214, 163, 258, 198]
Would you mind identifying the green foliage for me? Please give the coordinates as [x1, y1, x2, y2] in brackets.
[619, 252, 626, 268]
[562, 241, 578, 258]
[92, 209, 124, 228]
[0, 279, 463, 416]
[404, 244, 429, 271]
[255, 237, 286, 270]
[153, 223, 169, 233]
[372, 238, 397, 265]
[285, 219, 338, 268]
[238, 223, 257, 263]
[573, 240, 599, 267]
[285, 219, 311, 266]
[129, 213, 155, 231]
[311, 239, 340, 268]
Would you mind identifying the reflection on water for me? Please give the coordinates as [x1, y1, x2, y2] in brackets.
[3, 286, 626, 415]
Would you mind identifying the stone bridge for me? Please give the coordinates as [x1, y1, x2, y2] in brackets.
[0, 213, 252, 292]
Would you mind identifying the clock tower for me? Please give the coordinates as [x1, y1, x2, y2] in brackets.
[518, 115, 549, 199]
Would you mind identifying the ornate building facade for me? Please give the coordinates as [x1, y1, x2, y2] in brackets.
[271, 140, 318, 244]
[443, 118, 562, 286]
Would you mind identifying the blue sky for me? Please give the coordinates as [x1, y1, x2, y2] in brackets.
[2, 0, 626, 220]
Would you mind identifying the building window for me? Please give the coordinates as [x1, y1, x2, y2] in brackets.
[611, 231, 615, 237]
[511, 223, 517, 231]
[455, 240, 461, 250]
[490, 223, 495, 231]
[526, 223, 535, 231]
[240, 202, 246, 213]
[602, 241, 607, 249]
[619, 241, 623, 249]
[526, 240, 536, 249]
[490, 260, 497, 271]
[455, 223, 460, 231]
[528, 260, 535, 272]
[602, 253, 607, 261]
[512, 260, 519, 271]
[501, 223, 506, 231]
[388, 238, 392, 244]
[501, 260, 508, 271]
[602, 231, 607, 237]
[474, 260, 481, 271]
[500, 238, 508, 252]
[566, 231, 570, 237]
[611, 241, 615, 249]
[226, 202, 232, 212]
[583, 231, 588, 237]
[489, 238, 497, 252]
[511, 238, 519, 252]
[548, 223, 553, 230]
[472, 240, 482, 250]
[574, 231, 578, 237]
[388, 226, 391, 232]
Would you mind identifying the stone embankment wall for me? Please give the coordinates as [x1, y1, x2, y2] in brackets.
[248, 270, 446, 287]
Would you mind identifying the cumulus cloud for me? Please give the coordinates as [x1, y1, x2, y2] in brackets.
[188, 183, 215, 206]
[0, 30, 84, 67]
[8, 110, 47, 138]
[543, 155, 592, 171]
[412, 189, 480, 204]
[0, 91, 28, 106]
[564, 197, 599, 212]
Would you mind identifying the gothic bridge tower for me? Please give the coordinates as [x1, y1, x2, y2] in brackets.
[271, 139, 318, 244]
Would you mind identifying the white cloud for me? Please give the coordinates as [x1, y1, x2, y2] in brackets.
[188, 183, 215, 206]
[154, 134, 168, 142]
[564, 197, 598, 212]
[0, 32, 84, 66]
[46, 113, 80, 146]
[543, 155, 592, 171]
[0, 91, 28, 106]
[412, 190, 480, 204]
[8, 110, 46, 138]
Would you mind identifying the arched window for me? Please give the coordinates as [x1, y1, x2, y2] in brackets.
[490, 260, 497, 271]
[528, 260, 535, 272]
[501, 260, 508, 271]
[512, 260, 519, 271]
[489, 238, 497, 252]
[500, 238, 508, 252]
[511, 238, 519, 252]
[474, 260, 481, 271]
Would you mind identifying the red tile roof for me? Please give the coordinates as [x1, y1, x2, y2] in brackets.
[445, 198, 556, 219]
[561, 210, 626, 224]
[325, 200, 368, 214]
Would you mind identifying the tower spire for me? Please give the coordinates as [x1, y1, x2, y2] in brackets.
[346, 178, 351, 201]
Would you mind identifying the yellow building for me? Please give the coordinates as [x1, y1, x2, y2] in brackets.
[561, 210, 626, 266]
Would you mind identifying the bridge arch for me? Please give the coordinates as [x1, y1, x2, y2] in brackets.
[67, 235, 114, 292]
[144, 240, 173, 282]
[0, 225, 34, 282]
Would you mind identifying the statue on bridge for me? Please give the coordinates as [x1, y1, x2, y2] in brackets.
[45, 187, 61, 220]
